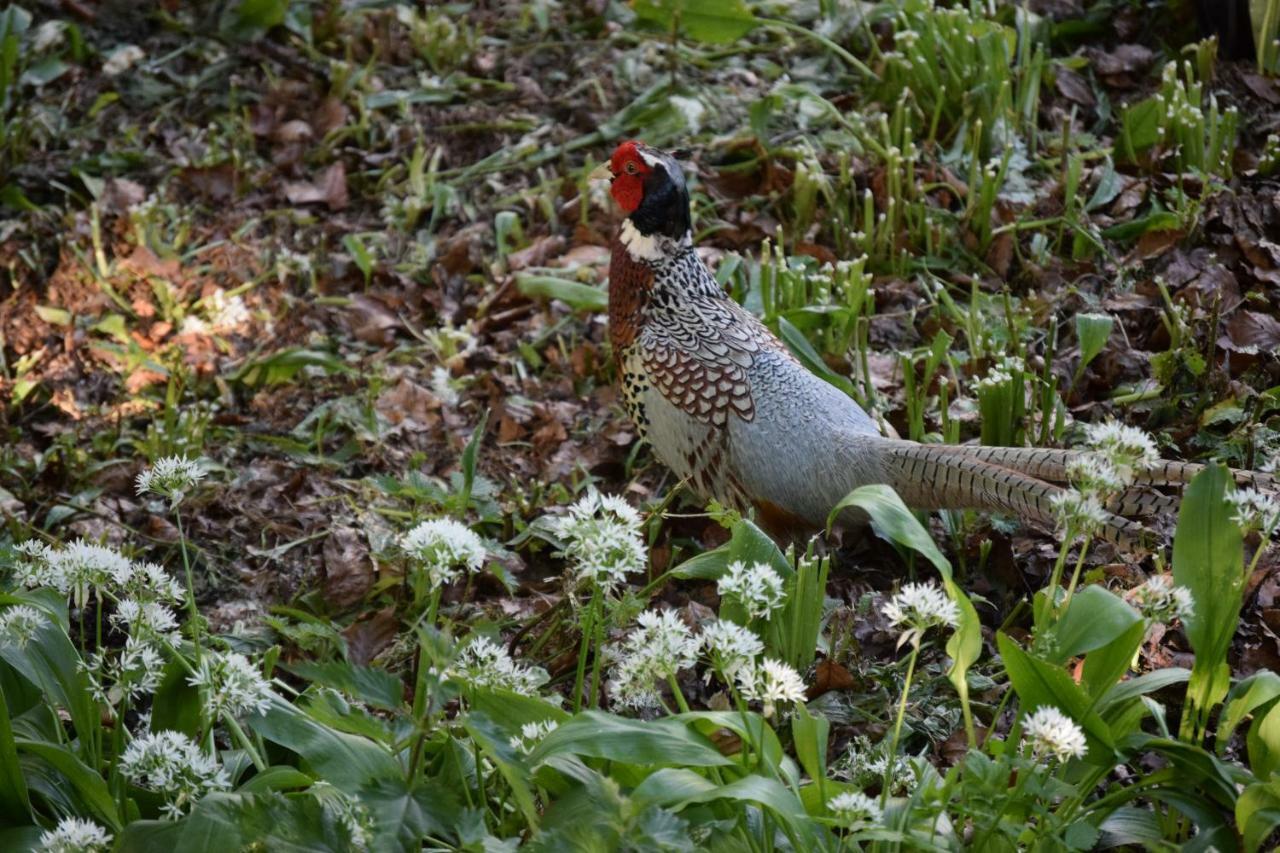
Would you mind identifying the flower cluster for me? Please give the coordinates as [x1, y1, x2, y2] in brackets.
[700, 619, 764, 680]
[717, 561, 787, 620]
[0, 604, 45, 649]
[827, 790, 883, 830]
[187, 651, 275, 720]
[609, 609, 700, 711]
[508, 719, 559, 755]
[401, 518, 487, 592]
[112, 599, 180, 640]
[832, 735, 916, 795]
[11, 540, 184, 612]
[312, 781, 375, 852]
[1083, 421, 1158, 482]
[1129, 575, 1195, 625]
[448, 636, 548, 696]
[1065, 455, 1124, 497]
[84, 637, 165, 705]
[135, 456, 206, 506]
[119, 730, 230, 819]
[37, 817, 113, 853]
[1048, 490, 1109, 537]
[553, 491, 646, 593]
[1226, 488, 1280, 538]
[736, 657, 807, 719]
[882, 582, 959, 648]
[1022, 706, 1087, 762]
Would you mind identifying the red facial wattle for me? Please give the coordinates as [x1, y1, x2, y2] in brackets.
[609, 140, 651, 214]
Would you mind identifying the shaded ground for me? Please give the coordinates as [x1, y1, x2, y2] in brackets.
[3, 0, 1280, 754]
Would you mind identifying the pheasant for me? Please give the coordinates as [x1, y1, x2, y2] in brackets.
[604, 140, 1276, 549]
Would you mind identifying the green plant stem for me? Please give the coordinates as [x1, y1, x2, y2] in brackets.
[571, 585, 599, 712]
[763, 18, 875, 78]
[667, 674, 691, 714]
[1035, 527, 1076, 633]
[1060, 536, 1093, 611]
[882, 642, 920, 808]
[174, 509, 202, 662]
[225, 714, 267, 771]
[588, 599, 607, 708]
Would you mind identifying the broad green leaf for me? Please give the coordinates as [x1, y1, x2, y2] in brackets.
[633, 0, 758, 44]
[998, 633, 1115, 763]
[16, 739, 119, 829]
[517, 274, 607, 312]
[232, 348, 351, 388]
[778, 316, 859, 399]
[1074, 313, 1113, 373]
[359, 776, 464, 851]
[630, 767, 717, 810]
[669, 543, 731, 580]
[1101, 210, 1180, 242]
[531, 711, 735, 768]
[1218, 672, 1280, 754]
[728, 519, 793, 579]
[1172, 465, 1243, 736]
[236, 766, 313, 794]
[1052, 585, 1140, 660]
[174, 791, 347, 852]
[1246, 698, 1280, 780]
[678, 710, 784, 771]
[672, 773, 818, 847]
[1119, 96, 1162, 160]
[251, 699, 400, 792]
[282, 661, 404, 711]
[1097, 667, 1190, 714]
[791, 704, 829, 807]
[0, 684, 29, 824]
[463, 710, 540, 828]
[1238, 780, 1280, 853]
[467, 687, 569, 734]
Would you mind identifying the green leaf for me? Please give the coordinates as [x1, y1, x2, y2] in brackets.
[0, 683, 29, 824]
[1247, 698, 1280, 781]
[531, 711, 735, 768]
[1238, 780, 1280, 853]
[669, 543, 731, 579]
[236, 766, 313, 794]
[359, 776, 464, 851]
[1101, 210, 1181, 242]
[1074, 313, 1113, 373]
[1119, 97, 1162, 160]
[728, 519, 794, 579]
[998, 633, 1115, 763]
[778, 316, 858, 399]
[517, 274, 607, 312]
[251, 699, 400, 793]
[1219, 672, 1280, 754]
[1096, 667, 1190, 715]
[1172, 465, 1244, 735]
[791, 703, 829, 806]
[231, 347, 350, 388]
[632, 0, 758, 44]
[16, 739, 119, 829]
[1049, 586, 1144, 701]
[282, 661, 404, 711]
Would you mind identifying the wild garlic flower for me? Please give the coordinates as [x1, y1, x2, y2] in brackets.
[1065, 455, 1125, 496]
[737, 657, 807, 718]
[700, 619, 764, 679]
[554, 491, 646, 592]
[10, 540, 54, 587]
[401, 518, 486, 591]
[832, 735, 915, 794]
[717, 561, 787, 620]
[312, 781, 375, 852]
[85, 637, 165, 704]
[448, 636, 547, 696]
[608, 610, 699, 712]
[509, 719, 559, 754]
[1129, 575, 1195, 624]
[1083, 421, 1158, 481]
[135, 456, 206, 506]
[1023, 706, 1088, 762]
[882, 582, 959, 649]
[38, 816, 113, 853]
[112, 599, 180, 640]
[187, 651, 275, 719]
[827, 790, 883, 829]
[1049, 490, 1108, 537]
[1226, 488, 1280, 538]
[117, 561, 185, 603]
[22, 540, 132, 608]
[119, 730, 230, 819]
[0, 605, 45, 649]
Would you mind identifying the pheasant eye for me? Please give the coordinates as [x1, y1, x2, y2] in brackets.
[624, 161, 639, 175]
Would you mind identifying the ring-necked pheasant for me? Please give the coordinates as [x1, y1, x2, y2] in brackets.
[604, 140, 1275, 549]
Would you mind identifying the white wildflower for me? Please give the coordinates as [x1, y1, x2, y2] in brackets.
[448, 636, 547, 696]
[827, 790, 883, 829]
[737, 657, 807, 718]
[102, 44, 145, 77]
[313, 781, 374, 852]
[608, 610, 699, 712]
[554, 492, 646, 592]
[119, 730, 230, 819]
[39, 540, 132, 608]
[135, 456, 206, 506]
[112, 599, 180, 640]
[1049, 490, 1108, 537]
[430, 365, 459, 406]
[400, 518, 486, 590]
[1023, 706, 1088, 762]
[1226, 488, 1280, 537]
[187, 651, 274, 719]
[38, 816, 112, 853]
[882, 581, 959, 649]
[508, 719, 559, 754]
[717, 561, 786, 620]
[1129, 575, 1195, 624]
[1083, 421, 1158, 481]
[85, 636, 165, 704]
[700, 619, 764, 680]
[609, 650, 665, 711]
[11, 540, 55, 587]
[1065, 455, 1125, 496]
[117, 561, 185, 603]
[0, 605, 45, 649]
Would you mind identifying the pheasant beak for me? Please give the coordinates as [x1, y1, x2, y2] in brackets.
[588, 161, 614, 184]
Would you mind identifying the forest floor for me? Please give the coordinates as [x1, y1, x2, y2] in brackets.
[4, 0, 1280, 769]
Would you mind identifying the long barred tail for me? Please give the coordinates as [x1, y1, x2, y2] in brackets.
[938, 445, 1279, 492]
[880, 442, 1152, 549]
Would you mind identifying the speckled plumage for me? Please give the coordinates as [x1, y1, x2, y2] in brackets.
[604, 142, 1277, 549]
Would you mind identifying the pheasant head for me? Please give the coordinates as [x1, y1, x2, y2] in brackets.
[607, 141, 692, 256]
